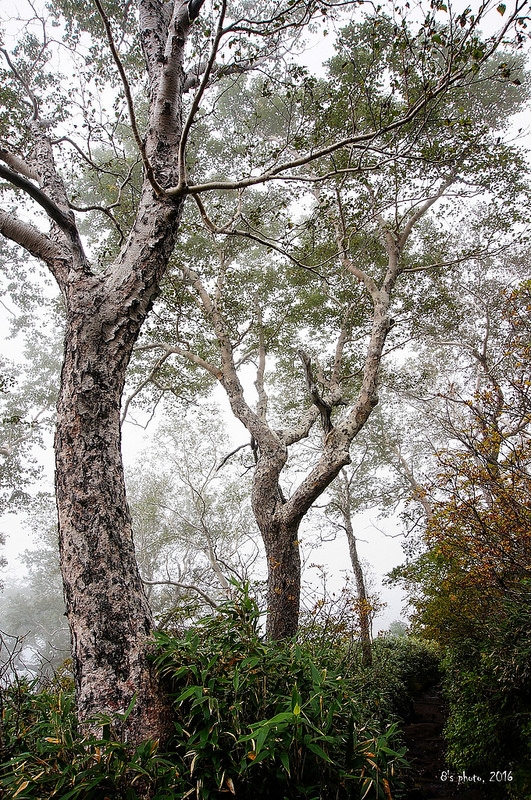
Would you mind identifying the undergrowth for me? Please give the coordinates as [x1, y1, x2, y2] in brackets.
[0, 585, 441, 799]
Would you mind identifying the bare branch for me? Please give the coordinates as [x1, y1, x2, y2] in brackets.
[279, 404, 320, 447]
[0, 47, 39, 120]
[121, 351, 172, 424]
[0, 162, 75, 233]
[192, 194, 331, 282]
[397, 171, 458, 250]
[298, 350, 333, 434]
[402, 242, 519, 273]
[216, 442, 252, 471]
[0, 208, 66, 267]
[141, 577, 219, 609]
[183, 55, 267, 93]
[177, 0, 228, 189]
[93, 0, 165, 197]
[0, 406, 50, 459]
[134, 341, 220, 379]
[0, 147, 38, 181]
[254, 299, 268, 420]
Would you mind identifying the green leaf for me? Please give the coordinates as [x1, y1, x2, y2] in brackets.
[280, 750, 291, 775]
[119, 692, 137, 722]
[255, 725, 269, 756]
[310, 662, 322, 686]
[175, 686, 201, 704]
[306, 741, 333, 762]
[497, 3, 506, 13]
[291, 686, 302, 714]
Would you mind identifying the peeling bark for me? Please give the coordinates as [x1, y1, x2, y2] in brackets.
[55, 249, 179, 740]
[53, 188, 185, 741]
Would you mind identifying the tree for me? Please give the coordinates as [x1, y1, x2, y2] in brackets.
[0, 498, 70, 675]
[392, 277, 531, 631]
[0, 296, 60, 516]
[0, 0, 528, 740]
[130, 13, 530, 638]
[0, 410, 259, 675]
[126, 409, 262, 619]
[388, 278, 531, 782]
[0, 531, 5, 592]
[326, 468, 374, 666]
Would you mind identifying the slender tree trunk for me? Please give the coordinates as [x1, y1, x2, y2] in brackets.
[344, 520, 373, 667]
[334, 470, 372, 666]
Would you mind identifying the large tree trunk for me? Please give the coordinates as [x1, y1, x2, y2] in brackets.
[0, 0, 195, 740]
[54, 189, 185, 740]
[248, 432, 302, 639]
[260, 516, 302, 640]
[55, 289, 169, 740]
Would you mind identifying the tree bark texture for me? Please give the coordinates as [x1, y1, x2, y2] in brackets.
[259, 515, 302, 640]
[50, 119, 189, 743]
[54, 217, 182, 739]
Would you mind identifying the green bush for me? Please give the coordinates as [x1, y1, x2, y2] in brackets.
[0, 680, 182, 799]
[1, 586, 436, 800]
[153, 584, 409, 799]
[365, 636, 441, 720]
[442, 604, 531, 800]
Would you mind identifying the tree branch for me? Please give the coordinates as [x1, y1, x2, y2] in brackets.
[134, 341, 221, 380]
[0, 163, 75, 233]
[179, 73, 461, 197]
[402, 242, 515, 273]
[216, 441, 252, 471]
[183, 55, 267, 93]
[140, 577, 219, 609]
[93, 0, 165, 197]
[192, 194, 331, 282]
[398, 171, 458, 250]
[121, 351, 172, 424]
[298, 350, 333, 434]
[0, 47, 39, 119]
[177, 0, 228, 190]
[0, 147, 38, 181]
[254, 299, 268, 421]
[0, 208, 66, 267]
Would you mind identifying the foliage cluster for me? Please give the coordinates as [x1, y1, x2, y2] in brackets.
[440, 586, 531, 799]
[390, 281, 531, 795]
[0, 679, 181, 800]
[0, 586, 443, 800]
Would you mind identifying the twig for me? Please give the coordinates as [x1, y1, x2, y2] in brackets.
[93, 0, 164, 197]
[140, 578, 219, 609]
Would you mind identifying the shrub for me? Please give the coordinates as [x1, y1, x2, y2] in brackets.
[0, 680, 182, 799]
[366, 636, 441, 720]
[1, 585, 426, 800]
[442, 596, 531, 799]
[154, 584, 409, 799]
